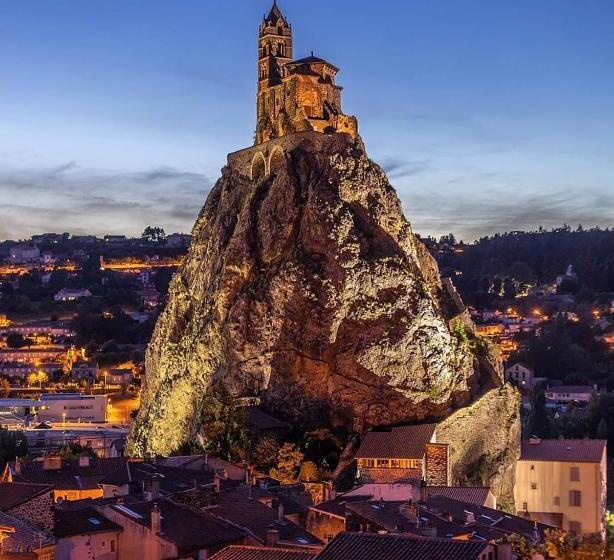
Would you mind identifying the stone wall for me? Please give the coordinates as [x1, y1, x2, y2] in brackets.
[305, 510, 345, 543]
[227, 130, 356, 180]
[425, 444, 449, 486]
[7, 488, 54, 532]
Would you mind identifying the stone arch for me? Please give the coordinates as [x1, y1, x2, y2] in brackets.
[268, 146, 285, 176]
[251, 152, 266, 181]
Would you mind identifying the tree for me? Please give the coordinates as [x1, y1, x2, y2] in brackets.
[6, 332, 28, 349]
[59, 442, 97, 460]
[596, 417, 609, 440]
[299, 460, 321, 482]
[0, 379, 10, 398]
[141, 226, 166, 244]
[252, 436, 280, 470]
[27, 371, 48, 389]
[270, 443, 304, 484]
[196, 386, 250, 462]
[0, 429, 28, 469]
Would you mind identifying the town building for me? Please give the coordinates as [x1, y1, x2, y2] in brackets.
[306, 485, 496, 543]
[0, 482, 54, 532]
[254, 1, 357, 145]
[165, 233, 191, 248]
[53, 287, 92, 302]
[54, 506, 122, 560]
[8, 246, 41, 264]
[505, 362, 535, 389]
[514, 438, 607, 535]
[101, 498, 247, 560]
[71, 361, 99, 384]
[0, 320, 74, 341]
[0, 346, 68, 365]
[544, 385, 595, 407]
[4, 455, 127, 502]
[0, 510, 56, 559]
[354, 424, 449, 485]
[38, 393, 107, 423]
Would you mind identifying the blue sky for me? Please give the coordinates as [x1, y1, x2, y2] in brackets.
[1, 0, 613, 241]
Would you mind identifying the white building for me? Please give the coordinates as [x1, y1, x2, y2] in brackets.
[38, 393, 107, 423]
[505, 363, 535, 389]
[8, 245, 40, 264]
[54, 288, 92, 302]
[545, 385, 595, 406]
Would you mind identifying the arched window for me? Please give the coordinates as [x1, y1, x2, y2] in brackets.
[269, 147, 284, 175]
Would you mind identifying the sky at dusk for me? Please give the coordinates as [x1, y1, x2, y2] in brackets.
[1, 0, 613, 242]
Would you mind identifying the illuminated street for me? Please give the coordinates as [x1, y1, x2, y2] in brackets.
[107, 392, 140, 425]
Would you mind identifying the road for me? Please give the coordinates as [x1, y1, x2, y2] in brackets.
[107, 392, 140, 425]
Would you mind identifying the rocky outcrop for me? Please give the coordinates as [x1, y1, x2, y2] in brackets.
[129, 133, 513, 468]
[438, 384, 521, 510]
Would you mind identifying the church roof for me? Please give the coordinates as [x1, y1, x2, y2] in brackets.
[264, 1, 285, 25]
[286, 55, 339, 72]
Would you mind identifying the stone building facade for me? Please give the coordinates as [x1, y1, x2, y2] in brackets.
[255, 1, 358, 145]
[0, 482, 54, 532]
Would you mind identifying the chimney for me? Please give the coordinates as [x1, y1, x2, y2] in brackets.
[43, 456, 62, 471]
[277, 501, 284, 521]
[266, 529, 279, 547]
[399, 500, 418, 522]
[419, 480, 427, 503]
[150, 503, 162, 534]
[465, 511, 476, 525]
[14, 457, 21, 475]
[214, 473, 221, 493]
[78, 456, 90, 468]
[497, 541, 513, 560]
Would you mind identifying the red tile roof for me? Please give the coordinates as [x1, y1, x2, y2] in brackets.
[317, 532, 489, 560]
[520, 439, 606, 463]
[355, 424, 437, 460]
[0, 482, 53, 510]
[210, 546, 317, 560]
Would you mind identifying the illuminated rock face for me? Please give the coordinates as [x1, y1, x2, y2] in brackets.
[129, 134, 515, 474]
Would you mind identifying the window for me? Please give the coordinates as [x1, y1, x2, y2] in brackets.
[568, 521, 582, 534]
[522, 502, 528, 511]
[110, 540, 116, 552]
[376, 459, 389, 468]
[570, 467, 580, 482]
[554, 496, 560, 506]
[569, 490, 582, 507]
[530, 482, 537, 489]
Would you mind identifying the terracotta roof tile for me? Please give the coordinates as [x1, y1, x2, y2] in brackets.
[355, 424, 437, 460]
[423, 486, 492, 507]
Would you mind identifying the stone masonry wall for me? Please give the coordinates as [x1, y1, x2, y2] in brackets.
[425, 443, 449, 486]
[8, 489, 54, 532]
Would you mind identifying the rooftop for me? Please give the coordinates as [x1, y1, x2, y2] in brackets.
[210, 546, 317, 560]
[355, 424, 438, 460]
[211, 488, 322, 547]
[0, 482, 53, 510]
[545, 385, 594, 393]
[0, 511, 55, 552]
[317, 532, 489, 560]
[54, 507, 121, 538]
[110, 499, 246, 554]
[520, 439, 607, 463]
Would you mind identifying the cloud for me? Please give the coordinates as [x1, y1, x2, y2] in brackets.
[380, 157, 431, 179]
[403, 185, 614, 242]
[0, 162, 212, 240]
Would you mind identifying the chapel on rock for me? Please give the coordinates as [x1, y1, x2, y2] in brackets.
[255, 1, 358, 145]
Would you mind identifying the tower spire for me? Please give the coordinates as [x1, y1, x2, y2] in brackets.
[265, 0, 284, 25]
